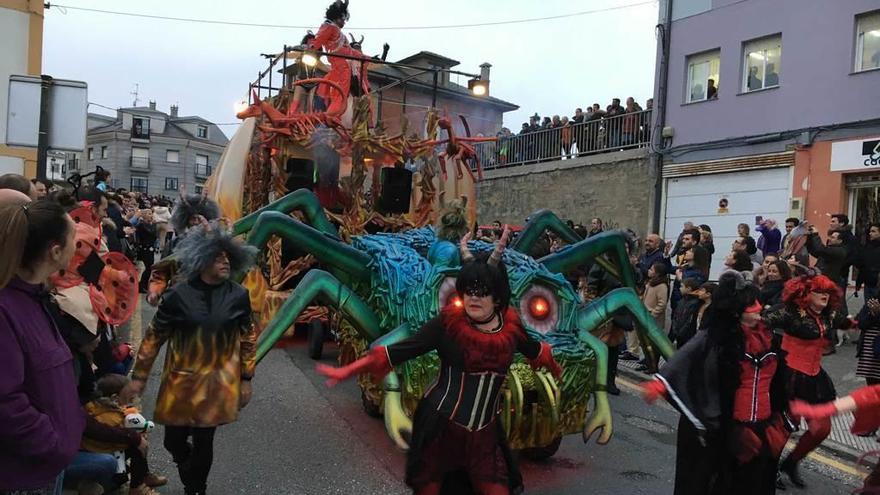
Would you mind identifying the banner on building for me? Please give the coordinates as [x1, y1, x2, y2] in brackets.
[830, 136, 880, 172]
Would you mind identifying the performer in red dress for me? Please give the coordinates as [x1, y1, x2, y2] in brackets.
[761, 272, 854, 488]
[308, 0, 369, 117]
[317, 229, 562, 495]
[791, 385, 880, 492]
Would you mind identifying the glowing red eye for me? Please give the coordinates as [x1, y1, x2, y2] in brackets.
[529, 296, 550, 320]
[451, 296, 464, 308]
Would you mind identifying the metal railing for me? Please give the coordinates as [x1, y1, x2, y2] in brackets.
[473, 109, 653, 170]
[130, 156, 149, 169]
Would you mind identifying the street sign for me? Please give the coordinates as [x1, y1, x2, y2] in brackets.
[5, 75, 88, 151]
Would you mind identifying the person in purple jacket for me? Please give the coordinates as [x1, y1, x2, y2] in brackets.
[0, 197, 82, 494]
[756, 218, 782, 259]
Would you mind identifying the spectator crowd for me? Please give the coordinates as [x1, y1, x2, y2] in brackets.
[480, 97, 653, 168]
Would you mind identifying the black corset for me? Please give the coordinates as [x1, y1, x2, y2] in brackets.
[424, 366, 506, 432]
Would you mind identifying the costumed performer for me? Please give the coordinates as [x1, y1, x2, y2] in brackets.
[642, 271, 794, 495]
[791, 385, 880, 492]
[761, 271, 854, 488]
[126, 222, 258, 495]
[146, 193, 221, 306]
[316, 228, 562, 495]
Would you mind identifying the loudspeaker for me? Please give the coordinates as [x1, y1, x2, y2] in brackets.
[378, 167, 412, 214]
[285, 158, 317, 192]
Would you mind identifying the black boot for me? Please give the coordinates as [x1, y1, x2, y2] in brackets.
[607, 382, 621, 396]
[780, 457, 806, 488]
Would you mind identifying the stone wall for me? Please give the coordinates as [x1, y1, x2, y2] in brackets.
[476, 148, 657, 236]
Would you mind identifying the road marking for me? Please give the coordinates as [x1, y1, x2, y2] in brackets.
[616, 376, 869, 478]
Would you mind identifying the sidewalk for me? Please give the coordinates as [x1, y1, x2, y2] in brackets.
[616, 335, 878, 462]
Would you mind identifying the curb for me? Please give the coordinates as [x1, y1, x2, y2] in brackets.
[614, 364, 869, 466]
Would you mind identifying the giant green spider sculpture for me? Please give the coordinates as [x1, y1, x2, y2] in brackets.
[232, 189, 673, 455]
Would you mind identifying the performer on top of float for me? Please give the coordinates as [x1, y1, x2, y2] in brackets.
[642, 271, 793, 495]
[316, 228, 562, 495]
[308, 0, 370, 117]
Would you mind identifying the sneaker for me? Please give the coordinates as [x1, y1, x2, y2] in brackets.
[130, 485, 161, 495]
[144, 472, 169, 487]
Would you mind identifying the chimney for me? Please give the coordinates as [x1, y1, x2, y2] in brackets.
[170, 104, 179, 118]
[148, 100, 156, 110]
[480, 63, 492, 83]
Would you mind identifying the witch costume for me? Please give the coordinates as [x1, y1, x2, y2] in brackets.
[317, 237, 561, 494]
[643, 272, 793, 495]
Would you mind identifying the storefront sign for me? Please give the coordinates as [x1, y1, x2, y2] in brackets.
[830, 137, 880, 172]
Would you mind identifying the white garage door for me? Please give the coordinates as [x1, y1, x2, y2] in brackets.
[664, 167, 791, 280]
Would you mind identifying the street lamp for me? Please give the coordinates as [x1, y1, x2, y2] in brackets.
[468, 77, 489, 97]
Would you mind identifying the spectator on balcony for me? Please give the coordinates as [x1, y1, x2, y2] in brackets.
[551, 115, 563, 159]
[606, 98, 625, 148]
[589, 103, 605, 120]
[539, 116, 553, 160]
[707, 78, 718, 99]
[622, 97, 643, 146]
[561, 117, 573, 158]
[572, 108, 585, 155]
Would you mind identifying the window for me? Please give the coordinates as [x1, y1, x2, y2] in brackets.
[166, 150, 179, 163]
[742, 35, 781, 92]
[87, 147, 94, 160]
[164, 177, 179, 191]
[197, 125, 208, 139]
[131, 147, 149, 169]
[132, 117, 150, 139]
[686, 50, 720, 103]
[196, 154, 211, 176]
[856, 11, 880, 72]
[101, 146, 108, 159]
[194, 185, 204, 194]
[130, 177, 149, 193]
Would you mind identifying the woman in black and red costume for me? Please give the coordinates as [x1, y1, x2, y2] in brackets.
[762, 271, 853, 488]
[642, 271, 793, 495]
[316, 229, 562, 495]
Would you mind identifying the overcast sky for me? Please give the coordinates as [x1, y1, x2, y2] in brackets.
[43, 0, 659, 137]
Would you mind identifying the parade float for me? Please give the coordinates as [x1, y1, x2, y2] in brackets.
[206, 0, 674, 457]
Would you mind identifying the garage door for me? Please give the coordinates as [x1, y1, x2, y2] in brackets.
[663, 167, 791, 280]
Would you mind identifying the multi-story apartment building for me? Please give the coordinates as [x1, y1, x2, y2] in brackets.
[78, 102, 228, 196]
[653, 0, 880, 276]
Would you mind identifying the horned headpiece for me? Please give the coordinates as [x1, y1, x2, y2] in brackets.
[348, 33, 365, 50]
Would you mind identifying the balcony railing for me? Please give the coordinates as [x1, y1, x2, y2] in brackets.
[472, 109, 653, 171]
[130, 156, 150, 169]
[196, 165, 212, 177]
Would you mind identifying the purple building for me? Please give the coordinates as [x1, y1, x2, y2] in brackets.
[653, 0, 880, 278]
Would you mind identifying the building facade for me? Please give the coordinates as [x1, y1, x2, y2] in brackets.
[79, 102, 229, 196]
[0, 0, 43, 176]
[654, 0, 880, 277]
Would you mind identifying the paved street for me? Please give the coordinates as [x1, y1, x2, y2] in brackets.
[131, 299, 865, 494]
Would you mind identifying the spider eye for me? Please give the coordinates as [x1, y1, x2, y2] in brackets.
[519, 285, 559, 334]
[529, 296, 550, 320]
[451, 296, 464, 308]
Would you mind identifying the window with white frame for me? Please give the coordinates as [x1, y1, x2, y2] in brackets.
[742, 35, 782, 92]
[166, 150, 180, 163]
[197, 125, 208, 139]
[196, 154, 211, 176]
[856, 11, 880, 72]
[101, 146, 108, 159]
[686, 50, 721, 103]
[164, 177, 179, 190]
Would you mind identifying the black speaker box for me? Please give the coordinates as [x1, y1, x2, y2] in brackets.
[378, 167, 412, 214]
[285, 158, 317, 192]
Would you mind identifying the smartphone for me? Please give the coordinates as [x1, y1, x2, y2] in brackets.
[755, 215, 763, 225]
[77, 251, 106, 285]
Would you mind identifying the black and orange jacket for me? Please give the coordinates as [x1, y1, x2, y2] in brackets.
[133, 277, 256, 427]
